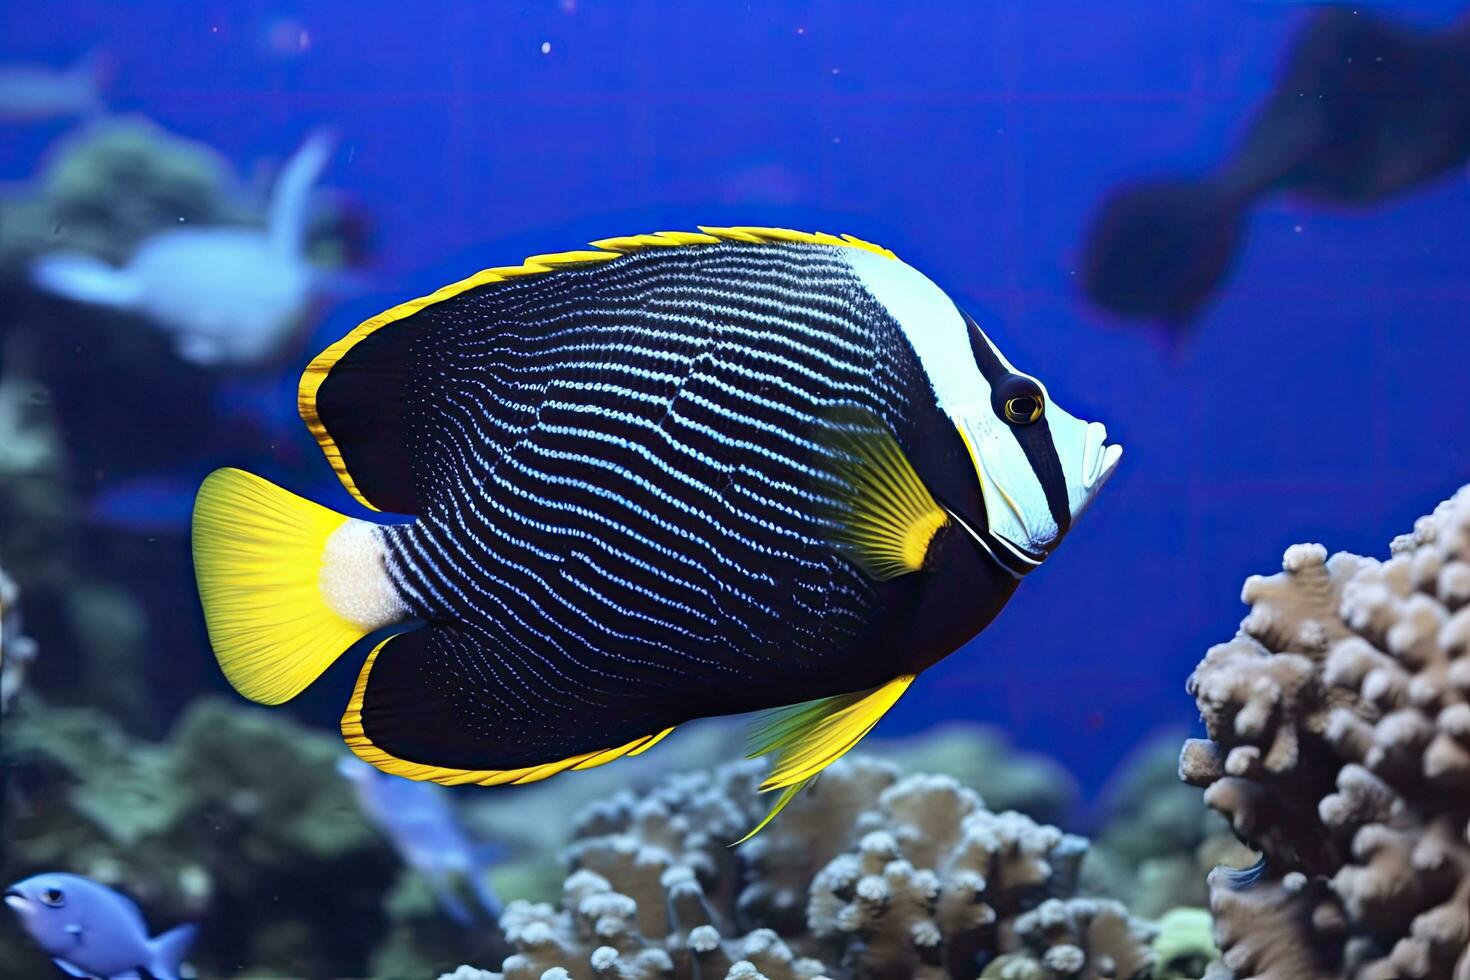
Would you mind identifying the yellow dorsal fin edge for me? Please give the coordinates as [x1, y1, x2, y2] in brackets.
[736, 674, 916, 844]
[299, 227, 898, 511]
[341, 636, 675, 787]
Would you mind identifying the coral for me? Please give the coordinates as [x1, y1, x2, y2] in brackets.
[867, 721, 1079, 825]
[1, 115, 364, 279]
[1181, 484, 1470, 979]
[0, 695, 506, 978]
[1150, 908, 1220, 980]
[450, 756, 1156, 980]
[467, 717, 1082, 912]
[1083, 734, 1255, 920]
[459, 718, 749, 906]
[32, 117, 242, 264]
[0, 562, 37, 713]
[0, 371, 67, 588]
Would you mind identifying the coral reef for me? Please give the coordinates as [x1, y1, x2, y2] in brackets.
[0, 117, 242, 270]
[0, 695, 507, 978]
[1181, 484, 1470, 979]
[1150, 908, 1220, 980]
[448, 756, 1157, 980]
[0, 116, 360, 273]
[458, 718, 748, 906]
[0, 561, 37, 713]
[1083, 734, 1255, 920]
[867, 721, 1079, 825]
[0, 371, 67, 589]
[466, 717, 1081, 910]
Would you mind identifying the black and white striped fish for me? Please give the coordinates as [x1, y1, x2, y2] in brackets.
[192, 227, 1121, 837]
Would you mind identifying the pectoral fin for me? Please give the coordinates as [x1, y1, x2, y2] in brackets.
[737, 674, 915, 843]
[821, 407, 948, 580]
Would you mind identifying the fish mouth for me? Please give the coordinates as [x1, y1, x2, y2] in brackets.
[1073, 422, 1122, 520]
[4, 890, 31, 915]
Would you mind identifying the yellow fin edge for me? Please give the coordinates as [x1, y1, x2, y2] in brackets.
[298, 228, 897, 511]
[736, 673, 916, 843]
[340, 636, 675, 787]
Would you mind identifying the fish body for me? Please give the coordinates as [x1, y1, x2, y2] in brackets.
[30, 132, 332, 367]
[1081, 10, 1470, 326]
[337, 757, 502, 923]
[4, 873, 196, 980]
[193, 227, 1120, 835]
[0, 53, 103, 121]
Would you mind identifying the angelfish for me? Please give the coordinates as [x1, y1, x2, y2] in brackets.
[192, 227, 1121, 838]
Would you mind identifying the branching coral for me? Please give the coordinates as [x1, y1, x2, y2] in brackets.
[1181, 484, 1470, 979]
[1083, 735, 1255, 921]
[448, 757, 1156, 980]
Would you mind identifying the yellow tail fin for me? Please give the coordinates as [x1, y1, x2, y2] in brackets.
[193, 468, 392, 705]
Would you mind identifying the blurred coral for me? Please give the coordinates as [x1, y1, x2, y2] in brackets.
[1181, 484, 1470, 979]
[0, 562, 38, 713]
[0, 373, 66, 586]
[1150, 907, 1219, 980]
[448, 756, 1157, 980]
[0, 696, 506, 978]
[867, 721, 1079, 826]
[1083, 734, 1255, 921]
[4, 117, 241, 268]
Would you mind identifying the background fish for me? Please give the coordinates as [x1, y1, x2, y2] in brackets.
[192, 227, 1121, 835]
[4, 873, 196, 980]
[0, 51, 105, 122]
[1079, 9, 1470, 329]
[337, 756, 503, 926]
[30, 131, 335, 368]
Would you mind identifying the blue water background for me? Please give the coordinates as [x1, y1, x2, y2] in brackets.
[4, 0, 1469, 796]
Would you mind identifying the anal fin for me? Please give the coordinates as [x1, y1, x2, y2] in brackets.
[822, 407, 948, 580]
[342, 628, 676, 786]
[737, 674, 915, 843]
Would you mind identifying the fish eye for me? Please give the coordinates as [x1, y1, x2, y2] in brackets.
[39, 888, 64, 908]
[1004, 395, 1044, 425]
[993, 375, 1045, 426]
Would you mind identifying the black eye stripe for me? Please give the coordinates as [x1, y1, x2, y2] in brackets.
[962, 311, 1070, 536]
[964, 312, 1008, 382]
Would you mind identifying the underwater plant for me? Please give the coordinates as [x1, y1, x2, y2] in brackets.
[1181, 483, 1470, 979]
[442, 756, 1158, 980]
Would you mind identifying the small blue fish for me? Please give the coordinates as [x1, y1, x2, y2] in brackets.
[337, 757, 503, 925]
[4, 873, 196, 980]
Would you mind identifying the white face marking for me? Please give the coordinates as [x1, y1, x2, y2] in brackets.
[841, 248, 1121, 560]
